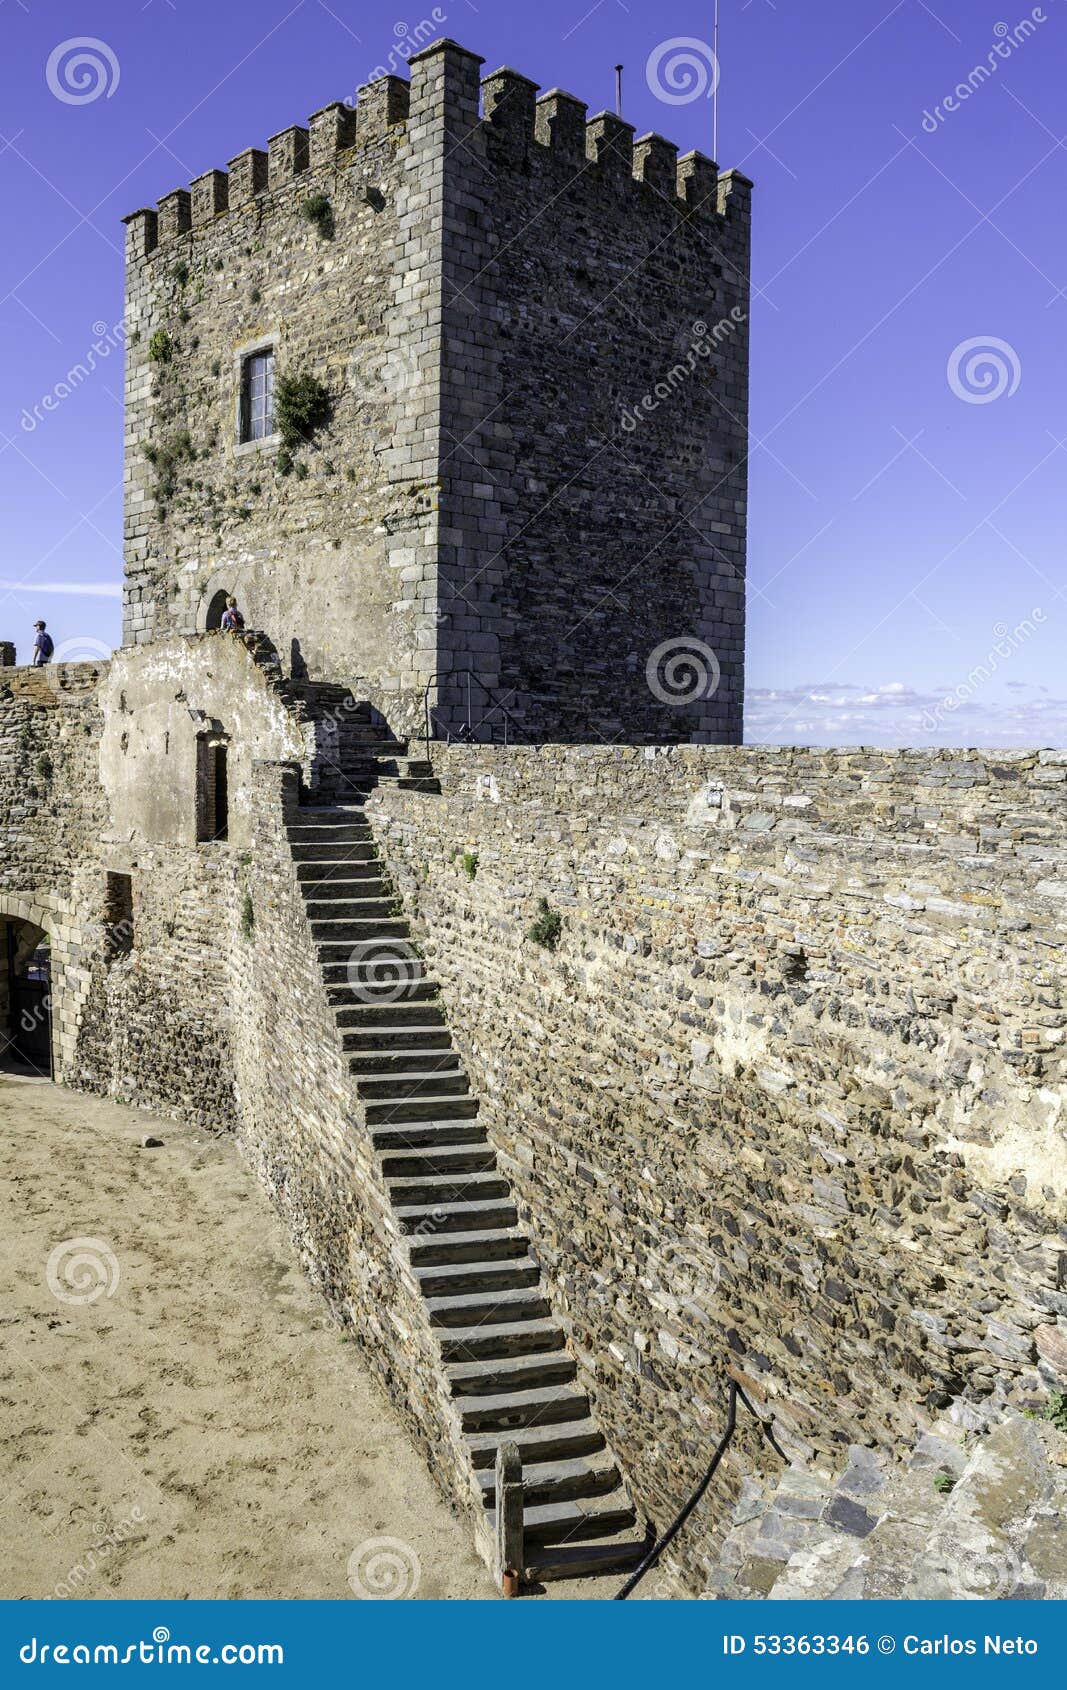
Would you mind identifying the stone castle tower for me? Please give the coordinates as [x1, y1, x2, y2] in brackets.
[122, 38, 752, 743]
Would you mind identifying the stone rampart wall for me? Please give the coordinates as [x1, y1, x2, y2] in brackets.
[368, 743, 1067, 1586]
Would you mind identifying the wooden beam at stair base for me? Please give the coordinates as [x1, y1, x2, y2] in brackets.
[495, 1440, 524, 1595]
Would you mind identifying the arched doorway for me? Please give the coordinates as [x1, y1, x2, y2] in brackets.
[205, 589, 231, 632]
[1, 917, 53, 1076]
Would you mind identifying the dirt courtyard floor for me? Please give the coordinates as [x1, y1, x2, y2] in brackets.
[0, 1076, 544, 1601]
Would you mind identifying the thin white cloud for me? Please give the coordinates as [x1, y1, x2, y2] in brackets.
[746, 682, 1067, 749]
[0, 579, 121, 598]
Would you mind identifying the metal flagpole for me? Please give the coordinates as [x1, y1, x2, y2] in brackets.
[713, 0, 720, 161]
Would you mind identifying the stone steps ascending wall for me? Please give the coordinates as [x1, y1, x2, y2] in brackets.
[282, 779, 647, 1589]
[709, 1400, 1066, 1601]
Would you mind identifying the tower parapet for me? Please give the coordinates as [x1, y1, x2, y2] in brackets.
[121, 39, 752, 744]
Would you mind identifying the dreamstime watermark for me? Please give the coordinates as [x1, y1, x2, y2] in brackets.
[349, 342, 420, 405]
[619, 311, 746, 434]
[919, 610, 1046, 733]
[46, 1237, 121, 1305]
[54, 1509, 147, 1599]
[948, 336, 1021, 404]
[346, 939, 424, 1003]
[640, 1238, 722, 1307]
[39, 636, 112, 709]
[646, 638, 722, 707]
[920, 11, 1047, 132]
[21, 320, 126, 433]
[346, 1536, 422, 1598]
[19, 1630, 283, 1666]
[46, 38, 120, 106]
[345, 11, 448, 106]
[646, 37, 720, 106]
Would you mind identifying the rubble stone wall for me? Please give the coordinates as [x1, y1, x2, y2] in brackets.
[369, 742, 1067, 1587]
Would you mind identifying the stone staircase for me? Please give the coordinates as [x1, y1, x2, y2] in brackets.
[295, 682, 439, 807]
[283, 757, 647, 1586]
[708, 1400, 1067, 1601]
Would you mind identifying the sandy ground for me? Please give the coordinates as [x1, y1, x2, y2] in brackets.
[0, 1076, 621, 1601]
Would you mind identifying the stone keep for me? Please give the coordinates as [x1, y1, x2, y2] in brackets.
[122, 40, 752, 743]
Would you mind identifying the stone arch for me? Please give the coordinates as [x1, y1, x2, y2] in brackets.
[196, 569, 247, 633]
[204, 589, 231, 632]
[0, 894, 92, 1085]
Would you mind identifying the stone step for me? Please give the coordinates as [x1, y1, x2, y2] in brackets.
[395, 1198, 517, 1236]
[321, 966, 433, 995]
[446, 1349, 576, 1397]
[365, 1093, 480, 1126]
[333, 998, 444, 1025]
[313, 919, 411, 942]
[345, 1029, 454, 1057]
[525, 1531, 647, 1583]
[458, 1383, 590, 1435]
[388, 1170, 511, 1207]
[303, 896, 398, 920]
[354, 1045, 460, 1075]
[372, 1120, 487, 1151]
[290, 841, 378, 863]
[426, 1285, 552, 1330]
[288, 821, 373, 840]
[477, 1450, 620, 1510]
[436, 1316, 562, 1364]
[357, 1067, 469, 1100]
[380, 1143, 497, 1179]
[295, 861, 384, 884]
[409, 1226, 531, 1269]
[509, 1487, 635, 1548]
[464, 1415, 606, 1469]
[391, 776, 441, 794]
[415, 1256, 540, 1299]
[318, 739, 406, 757]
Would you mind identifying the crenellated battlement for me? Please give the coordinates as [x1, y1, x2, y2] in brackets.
[122, 36, 751, 745]
[122, 38, 750, 259]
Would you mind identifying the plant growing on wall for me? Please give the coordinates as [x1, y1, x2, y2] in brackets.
[148, 329, 173, 364]
[145, 431, 195, 509]
[460, 850, 478, 881]
[275, 372, 331, 453]
[302, 194, 334, 238]
[527, 897, 562, 951]
[240, 890, 255, 939]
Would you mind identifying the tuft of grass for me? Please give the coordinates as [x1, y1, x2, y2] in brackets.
[148, 329, 172, 364]
[527, 897, 562, 951]
[173, 261, 189, 288]
[933, 1473, 956, 1495]
[145, 431, 195, 503]
[240, 890, 255, 938]
[1045, 1391, 1067, 1433]
[302, 194, 334, 237]
[460, 850, 478, 882]
[35, 753, 54, 783]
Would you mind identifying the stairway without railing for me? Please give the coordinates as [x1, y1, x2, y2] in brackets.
[280, 687, 648, 1586]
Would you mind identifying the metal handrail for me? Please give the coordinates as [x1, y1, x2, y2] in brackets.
[421, 670, 517, 749]
[614, 1377, 788, 1600]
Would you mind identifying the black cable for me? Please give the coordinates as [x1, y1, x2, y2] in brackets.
[614, 1380, 787, 1600]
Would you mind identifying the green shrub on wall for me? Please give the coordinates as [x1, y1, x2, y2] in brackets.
[275, 372, 331, 452]
[527, 897, 562, 951]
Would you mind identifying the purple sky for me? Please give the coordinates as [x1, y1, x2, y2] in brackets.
[1, 0, 1065, 746]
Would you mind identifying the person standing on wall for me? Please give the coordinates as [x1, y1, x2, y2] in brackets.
[220, 597, 245, 633]
[31, 621, 54, 666]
